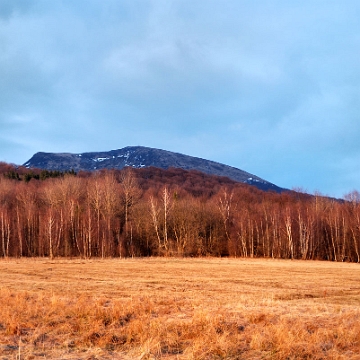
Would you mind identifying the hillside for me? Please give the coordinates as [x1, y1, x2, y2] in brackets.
[23, 146, 284, 192]
[0, 159, 358, 262]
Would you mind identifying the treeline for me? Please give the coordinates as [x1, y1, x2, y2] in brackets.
[0, 163, 360, 261]
[2, 165, 76, 182]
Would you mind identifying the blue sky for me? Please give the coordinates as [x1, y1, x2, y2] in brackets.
[1, 1, 360, 198]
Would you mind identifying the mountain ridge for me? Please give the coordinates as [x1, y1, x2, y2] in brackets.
[23, 146, 285, 192]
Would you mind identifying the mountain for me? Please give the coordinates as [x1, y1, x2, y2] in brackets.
[23, 146, 285, 192]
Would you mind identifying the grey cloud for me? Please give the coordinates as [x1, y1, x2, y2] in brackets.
[0, 0, 32, 20]
[1, 1, 360, 197]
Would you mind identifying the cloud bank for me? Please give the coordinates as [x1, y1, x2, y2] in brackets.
[1, 1, 360, 197]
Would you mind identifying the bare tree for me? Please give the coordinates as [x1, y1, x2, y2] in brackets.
[284, 207, 294, 259]
[120, 169, 140, 257]
[162, 186, 171, 253]
[149, 195, 162, 254]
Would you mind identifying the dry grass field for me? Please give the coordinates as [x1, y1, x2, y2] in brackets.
[0, 258, 360, 359]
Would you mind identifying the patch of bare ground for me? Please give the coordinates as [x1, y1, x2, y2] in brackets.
[0, 258, 360, 359]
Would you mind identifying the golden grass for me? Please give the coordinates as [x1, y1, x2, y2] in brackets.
[0, 257, 360, 359]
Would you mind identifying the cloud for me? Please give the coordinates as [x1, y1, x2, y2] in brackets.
[0, 0, 33, 20]
[0, 1, 360, 197]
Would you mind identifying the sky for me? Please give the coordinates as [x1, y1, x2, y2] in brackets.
[1, 0, 360, 198]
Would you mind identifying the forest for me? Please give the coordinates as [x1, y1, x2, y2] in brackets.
[0, 162, 360, 262]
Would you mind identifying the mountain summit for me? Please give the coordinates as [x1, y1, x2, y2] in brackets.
[23, 146, 284, 192]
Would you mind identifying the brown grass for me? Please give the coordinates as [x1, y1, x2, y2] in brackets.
[0, 258, 360, 359]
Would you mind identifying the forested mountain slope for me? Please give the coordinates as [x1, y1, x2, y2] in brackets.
[0, 164, 358, 262]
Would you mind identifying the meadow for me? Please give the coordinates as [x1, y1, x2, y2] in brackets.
[0, 258, 360, 359]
